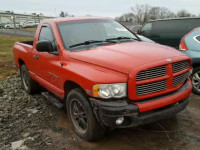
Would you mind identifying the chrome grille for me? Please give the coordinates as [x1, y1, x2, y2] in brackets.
[173, 72, 189, 87]
[136, 80, 167, 95]
[173, 61, 190, 73]
[136, 66, 166, 81]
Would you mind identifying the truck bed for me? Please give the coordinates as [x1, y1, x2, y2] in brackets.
[21, 41, 33, 46]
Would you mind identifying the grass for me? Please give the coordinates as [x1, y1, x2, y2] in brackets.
[21, 28, 37, 32]
[0, 35, 33, 80]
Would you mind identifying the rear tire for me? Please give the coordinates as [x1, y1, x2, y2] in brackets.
[66, 88, 106, 141]
[20, 64, 39, 94]
[191, 67, 200, 95]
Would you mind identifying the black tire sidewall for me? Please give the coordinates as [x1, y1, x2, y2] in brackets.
[66, 88, 105, 141]
[20, 64, 38, 94]
[191, 67, 200, 95]
[20, 65, 31, 93]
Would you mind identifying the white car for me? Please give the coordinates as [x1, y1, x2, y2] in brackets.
[23, 21, 36, 28]
[4, 22, 22, 29]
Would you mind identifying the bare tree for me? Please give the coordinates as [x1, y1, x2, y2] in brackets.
[177, 9, 195, 17]
[116, 4, 197, 25]
[149, 7, 175, 20]
[60, 11, 65, 17]
[59, 11, 73, 17]
[115, 13, 134, 22]
[131, 4, 151, 24]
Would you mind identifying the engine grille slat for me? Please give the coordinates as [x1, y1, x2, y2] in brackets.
[136, 80, 167, 95]
[136, 60, 190, 96]
[173, 72, 189, 87]
[173, 61, 190, 73]
[136, 66, 166, 81]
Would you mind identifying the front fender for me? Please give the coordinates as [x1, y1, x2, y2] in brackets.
[60, 61, 128, 97]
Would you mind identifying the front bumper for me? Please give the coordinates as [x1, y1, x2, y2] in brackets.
[90, 79, 192, 128]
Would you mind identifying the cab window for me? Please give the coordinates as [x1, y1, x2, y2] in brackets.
[141, 23, 152, 37]
[38, 25, 58, 52]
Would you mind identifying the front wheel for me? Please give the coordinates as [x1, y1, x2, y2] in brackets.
[20, 64, 39, 94]
[66, 88, 106, 141]
[191, 67, 200, 95]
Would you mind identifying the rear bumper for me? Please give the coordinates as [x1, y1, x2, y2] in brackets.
[90, 79, 192, 128]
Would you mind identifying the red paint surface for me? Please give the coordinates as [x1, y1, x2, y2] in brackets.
[13, 17, 192, 112]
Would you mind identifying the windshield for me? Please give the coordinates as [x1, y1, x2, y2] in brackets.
[57, 19, 139, 51]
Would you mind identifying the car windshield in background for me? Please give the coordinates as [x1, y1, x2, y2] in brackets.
[57, 19, 139, 51]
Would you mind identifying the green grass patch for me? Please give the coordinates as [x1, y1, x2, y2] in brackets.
[0, 35, 33, 80]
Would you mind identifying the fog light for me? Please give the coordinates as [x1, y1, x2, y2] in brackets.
[116, 117, 124, 125]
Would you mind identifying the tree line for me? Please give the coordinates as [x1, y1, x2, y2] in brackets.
[115, 4, 200, 24]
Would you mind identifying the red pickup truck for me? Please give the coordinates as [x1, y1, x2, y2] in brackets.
[13, 17, 192, 141]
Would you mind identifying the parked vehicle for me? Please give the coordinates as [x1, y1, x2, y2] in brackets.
[138, 18, 200, 49]
[13, 17, 192, 141]
[179, 27, 200, 94]
[130, 25, 142, 33]
[137, 34, 155, 43]
[4, 22, 22, 29]
[22, 21, 36, 28]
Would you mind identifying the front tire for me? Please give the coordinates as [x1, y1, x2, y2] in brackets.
[191, 67, 200, 95]
[20, 64, 39, 94]
[66, 88, 106, 141]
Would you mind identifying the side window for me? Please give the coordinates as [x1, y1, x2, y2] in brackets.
[38, 25, 58, 52]
[141, 23, 152, 37]
[195, 36, 200, 42]
[152, 20, 188, 37]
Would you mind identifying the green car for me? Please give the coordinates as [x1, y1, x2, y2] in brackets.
[138, 17, 200, 49]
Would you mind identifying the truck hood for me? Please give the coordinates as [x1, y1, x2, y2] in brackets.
[68, 42, 186, 74]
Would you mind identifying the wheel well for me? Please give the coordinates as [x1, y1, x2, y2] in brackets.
[64, 81, 83, 98]
[192, 63, 200, 69]
[18, 59, 25, 67]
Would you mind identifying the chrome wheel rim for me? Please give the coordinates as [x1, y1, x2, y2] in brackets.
[192, 71, 200, 92]
[70, 99, 88, 134]
[22, 70, 29, 90]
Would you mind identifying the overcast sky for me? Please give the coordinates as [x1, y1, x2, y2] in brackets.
[1, 0, 200, 17]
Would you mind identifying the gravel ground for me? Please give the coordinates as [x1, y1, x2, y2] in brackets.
[0, 74, 200, 150]
[0, 74, 80, 150]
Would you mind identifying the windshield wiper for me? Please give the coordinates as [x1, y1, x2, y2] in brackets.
[106, 36, 140, 41]
[69, 40, 116, 48]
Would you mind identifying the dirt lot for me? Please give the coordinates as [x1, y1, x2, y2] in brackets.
[0, 74, 200, 150]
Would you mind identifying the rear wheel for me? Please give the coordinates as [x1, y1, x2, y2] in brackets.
[191, 67, 200, 95]
[66, 88, 106, 141]
[20, 64, 39, 94]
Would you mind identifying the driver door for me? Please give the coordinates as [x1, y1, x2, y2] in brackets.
[32, 24, 62, 89]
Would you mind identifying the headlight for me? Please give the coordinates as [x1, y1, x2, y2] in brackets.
[92, 83, 127, 99]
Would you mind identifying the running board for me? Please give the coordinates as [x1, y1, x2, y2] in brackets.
[41, 92, 64, 109]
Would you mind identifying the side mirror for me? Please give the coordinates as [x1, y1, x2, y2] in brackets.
[137, 29, 141, 34]
[36, 40, 53, 53]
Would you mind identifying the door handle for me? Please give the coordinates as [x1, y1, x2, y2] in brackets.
[34, 55, 39, 59]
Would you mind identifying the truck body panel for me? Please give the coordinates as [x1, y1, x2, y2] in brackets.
[13, 17, 192, 132]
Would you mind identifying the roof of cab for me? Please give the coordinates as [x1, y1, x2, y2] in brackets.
[41, 17, 112, 24]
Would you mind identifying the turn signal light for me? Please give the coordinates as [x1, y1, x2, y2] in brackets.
[179, 39, 188, 51]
